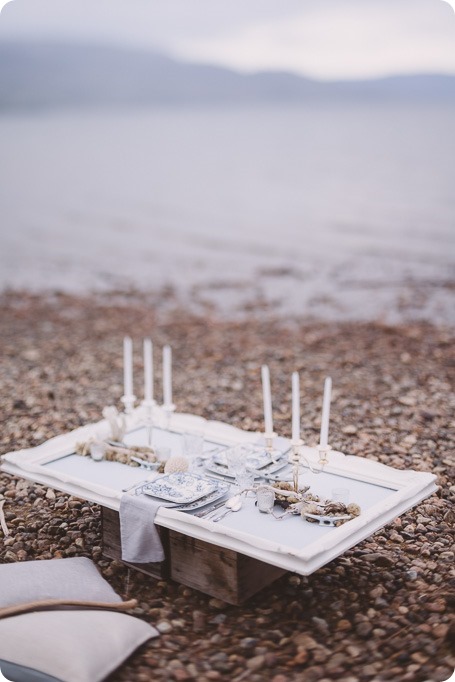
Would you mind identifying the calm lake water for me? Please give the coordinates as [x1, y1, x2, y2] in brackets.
[1, 103, 454, 323]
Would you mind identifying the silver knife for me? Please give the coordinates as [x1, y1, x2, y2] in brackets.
[194, 499, 229, 518]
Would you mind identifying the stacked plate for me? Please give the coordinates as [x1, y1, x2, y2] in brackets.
[205, 444, 288, 480]
[142, 472, 229, 511]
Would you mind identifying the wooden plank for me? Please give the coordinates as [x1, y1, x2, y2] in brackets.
[169, 531, 240, 604]
[236, 552, 287, 603]
[169, 530, 287, 605]
[101, 506, 170, 579]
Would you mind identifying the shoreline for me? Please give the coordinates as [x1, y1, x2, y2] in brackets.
[2, 283, 455, 329]
[0, 291, 454, 681]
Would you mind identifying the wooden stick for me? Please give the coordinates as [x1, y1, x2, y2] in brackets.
[0, 499, 9, 537]
[0, 598, 138, 620]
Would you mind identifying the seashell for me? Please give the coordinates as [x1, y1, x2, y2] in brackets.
[164, 455, 189, 474]
[324, 502, 346, 515]
[346, 503, 361, 517]
[304, 493, 321, 503]
[287, 496, 299, 504]
[275, 482, 293, 491]
[302, 503, 319, 516]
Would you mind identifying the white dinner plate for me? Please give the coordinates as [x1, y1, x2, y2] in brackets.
[212, 446, 274, 470]
[205, 457, 288, 480]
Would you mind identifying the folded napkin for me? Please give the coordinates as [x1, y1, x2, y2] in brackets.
[119, 493, 172, 564]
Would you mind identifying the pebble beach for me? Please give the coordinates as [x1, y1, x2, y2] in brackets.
[0, 290, 454, 682]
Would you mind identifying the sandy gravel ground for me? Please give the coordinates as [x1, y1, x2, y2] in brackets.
[0, 291, 454, 682]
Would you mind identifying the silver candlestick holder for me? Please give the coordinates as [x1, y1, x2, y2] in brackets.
[162, 402, 176, 430]
[316, 444, 332, 471]
[121, 394, 136, 415]
[263, 431, 279, 462]
[290, 439, 304, 492]
[141, 399, 156, 446]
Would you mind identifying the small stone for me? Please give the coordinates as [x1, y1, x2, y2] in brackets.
[156, 620, 173, 633]
[356, 622, 373, 637]
[171, 618, 185, 628]
[246, 655, 265, 671]
[346, 645, 361, 658]
[312, 648, 329, 664]
[326, 653, 347, 670]
[293, 651, 309, 665]
[312, 616, 329, 634]
[427, 598, 446, 613]
[293, 634, 318, 650]
[192, 610, 205, 632]
[363, 553, 394, 567]
[342, 425, 357, 435]
[432, 623, 449, 638]
[370, 586, 383, 599]
[208, 598, 227, 609]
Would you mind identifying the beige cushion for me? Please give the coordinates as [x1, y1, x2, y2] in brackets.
[0, 610, 158, 682]
[0, 557, 121, 608]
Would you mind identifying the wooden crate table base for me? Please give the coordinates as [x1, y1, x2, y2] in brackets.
[169, 530, 287, 604]
[101, 507, 286, 604]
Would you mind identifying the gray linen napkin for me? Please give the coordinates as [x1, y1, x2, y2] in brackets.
[119, 493, 172, 563]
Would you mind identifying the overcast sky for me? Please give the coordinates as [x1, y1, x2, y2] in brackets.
[1, 0, 455, 80]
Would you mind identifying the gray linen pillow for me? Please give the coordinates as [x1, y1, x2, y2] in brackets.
[0, 610, 158, 682]
[0, 558, 121, 609]
[0, 660, 60, 681]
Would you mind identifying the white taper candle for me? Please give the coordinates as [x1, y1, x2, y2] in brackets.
[123, 336, 133, 397]
[261, 365, 273, 434]
[291, 371, 300, 443]
[163, 345, 172, 406]
[143, 338, 153, 402]
[319, 376, 332, 448]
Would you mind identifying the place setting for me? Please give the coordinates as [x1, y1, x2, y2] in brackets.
[202, 443, 288, 482]
[133, 472, 230, 512]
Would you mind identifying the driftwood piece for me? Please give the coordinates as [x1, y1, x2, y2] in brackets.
[0, 598, 138, 619]
[0, 498, 9, 537]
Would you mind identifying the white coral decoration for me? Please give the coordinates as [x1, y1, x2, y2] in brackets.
[102, 406, 127, 442]
[164, 456, 189, 474]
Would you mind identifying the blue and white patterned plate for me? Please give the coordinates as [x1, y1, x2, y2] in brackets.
[212, 446, 274, 470]
[142, 472, 218, 503]
[170, 480, 230, 511]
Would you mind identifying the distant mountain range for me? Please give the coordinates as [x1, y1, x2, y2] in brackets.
[1, 40, 455, 109]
